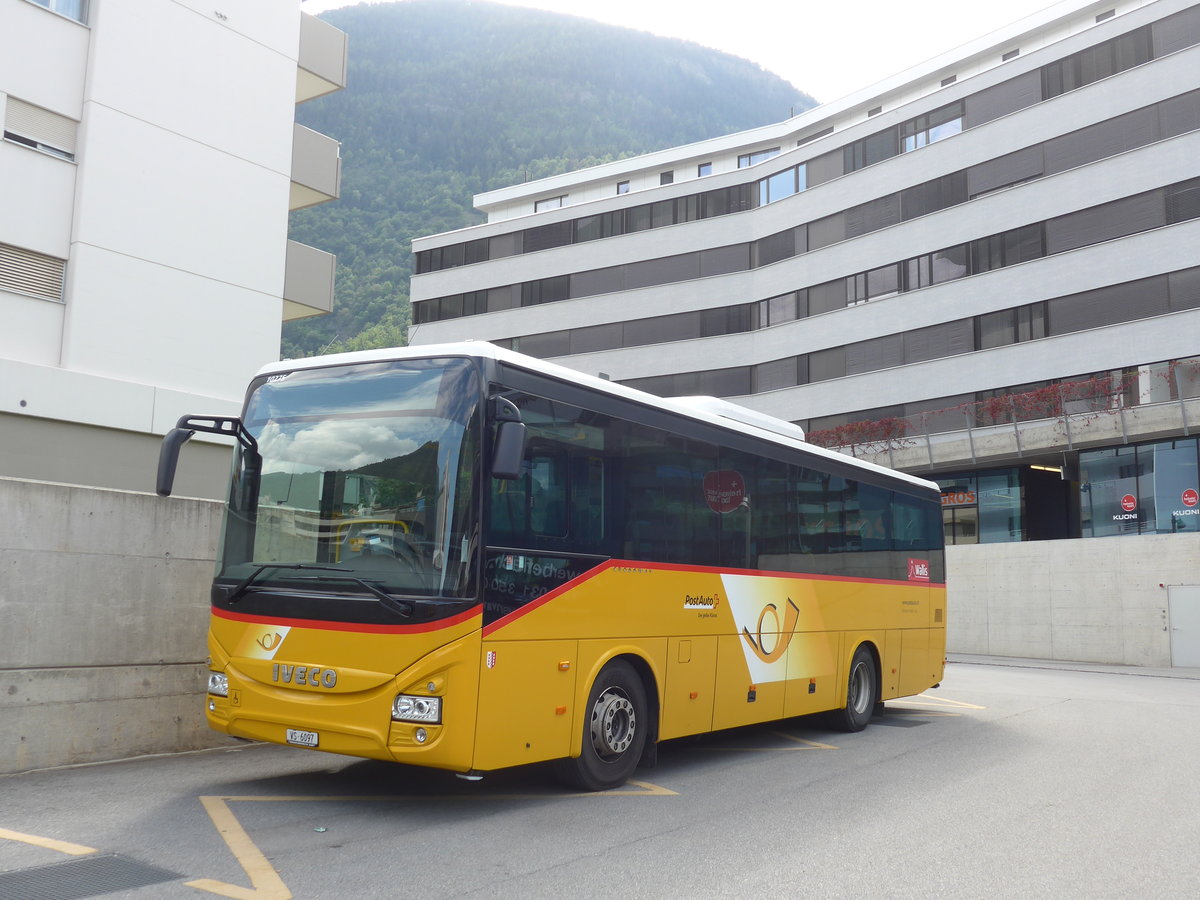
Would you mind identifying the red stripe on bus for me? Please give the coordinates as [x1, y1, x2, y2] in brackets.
[481, 558, 945, 636]
[600, 558, 946, 588]
[211, 604, 482, 634]
[481, 560, 612, 637]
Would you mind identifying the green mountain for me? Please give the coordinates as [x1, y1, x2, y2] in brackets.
[283, 0, 816, 358]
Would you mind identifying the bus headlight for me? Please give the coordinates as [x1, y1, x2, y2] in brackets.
[207, 672, 229, 697]
[392, 694, 441, 724]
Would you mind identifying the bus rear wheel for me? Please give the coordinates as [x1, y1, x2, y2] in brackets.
[833, 645, 877, 732]
[555, 659, 647, 791]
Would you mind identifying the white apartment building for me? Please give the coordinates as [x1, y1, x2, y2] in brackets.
[410, 0, 1200, 547]
[0, 0, 346, 498]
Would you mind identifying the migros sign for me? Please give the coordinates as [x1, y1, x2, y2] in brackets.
[941, 490, 976, 508]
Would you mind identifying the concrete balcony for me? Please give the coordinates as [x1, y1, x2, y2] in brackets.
[296, 12, 348, 103]
[283, 240, 335, 321]
[290, 123, 341, 211]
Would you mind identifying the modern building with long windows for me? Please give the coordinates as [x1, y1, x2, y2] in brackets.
[1, 0, 346, 498]
[410, 0, 1200, 550]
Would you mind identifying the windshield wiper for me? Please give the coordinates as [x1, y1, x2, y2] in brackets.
[225, 563, 416, 618]
[226, 563, 353, 604]
[293, 574, 415, 618]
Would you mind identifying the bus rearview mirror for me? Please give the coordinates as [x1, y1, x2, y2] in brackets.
[492, 421, 526, 480]
[156, 427, 196, 496]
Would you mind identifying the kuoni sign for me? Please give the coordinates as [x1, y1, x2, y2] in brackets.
[1113, 493, 1140, 522]
[703, 470, 745, 514]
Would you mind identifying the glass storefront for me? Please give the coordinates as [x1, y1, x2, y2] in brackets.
[940, 468, 1023, 544]
[1080, 438, 1200, 537]
[937, 438, 1200, 543]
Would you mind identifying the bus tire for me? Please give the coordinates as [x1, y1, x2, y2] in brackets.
[833, 645, 877, 733]
[555, 659, 647, 791]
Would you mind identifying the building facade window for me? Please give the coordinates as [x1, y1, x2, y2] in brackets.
[616, 181, 629, 194]
[659, 171, 674, 185]
[28, 0, 88, 24]
[697, 162, 712, 176]
[844, 128, 898, 172]
[900, 101, 964, 152]
[3, 97, 77, 161]
[1042, 25, 1151, 98]
[737, 147, 780, 168]
[534, 196, 565, 212]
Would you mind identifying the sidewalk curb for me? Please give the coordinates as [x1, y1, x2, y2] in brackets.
[947, 653, 1200, 680]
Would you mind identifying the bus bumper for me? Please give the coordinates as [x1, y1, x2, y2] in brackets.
[204, 630, 482, 773]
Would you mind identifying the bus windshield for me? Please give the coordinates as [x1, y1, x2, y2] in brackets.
[218, 357, 481, 601]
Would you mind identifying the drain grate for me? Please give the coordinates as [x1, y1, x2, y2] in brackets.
[0, 853, 181, 900]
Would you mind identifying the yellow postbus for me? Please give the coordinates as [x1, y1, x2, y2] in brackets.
[158, 343, 945, 790]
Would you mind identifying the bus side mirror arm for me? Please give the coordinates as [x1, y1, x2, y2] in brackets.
[156, 415, 259, 497]
[490, 397, 526, 480]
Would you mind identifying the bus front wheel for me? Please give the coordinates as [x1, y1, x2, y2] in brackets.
[555, 659, 647, 791]
[833, 645, 877, 732]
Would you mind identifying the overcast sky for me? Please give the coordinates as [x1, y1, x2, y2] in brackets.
[302, 0, 1063, 102]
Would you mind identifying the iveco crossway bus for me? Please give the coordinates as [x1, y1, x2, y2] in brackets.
[157, 342, 945, 790]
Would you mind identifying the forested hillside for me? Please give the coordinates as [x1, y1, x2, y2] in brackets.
[284, 0, 815, 357]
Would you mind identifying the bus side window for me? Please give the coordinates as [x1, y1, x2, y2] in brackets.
[793, 467, 831, 553]
[529, 451, 567, 537]
[570, 455, 605, 549]
[858, 484, 893, 551]
[823, 474, 854, 553]
[894, 493, 938, 551]
[490, 469, 529, 540]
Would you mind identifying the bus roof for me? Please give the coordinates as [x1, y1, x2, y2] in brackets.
[260, 342, 939, 493]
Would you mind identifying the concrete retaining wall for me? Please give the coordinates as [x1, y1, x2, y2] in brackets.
[946, 533, 1198, 666]
[2, 477, 1194, 774]
[0, 477, 230, 774]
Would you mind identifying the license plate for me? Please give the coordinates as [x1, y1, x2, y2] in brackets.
[286, 728, 319, 748]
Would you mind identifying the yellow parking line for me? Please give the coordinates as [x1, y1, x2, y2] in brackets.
[186, 781, 676, 898]
[773, 732, 839, 750]
[894, 693, 986, 710]
[0, 827, 97, 857]
[601, 779, 677, 796]
[697, 732, 839, 752]
[186, 796, 291, 900]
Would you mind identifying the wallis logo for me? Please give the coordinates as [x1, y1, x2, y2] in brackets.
[741, 598, 800, 663]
